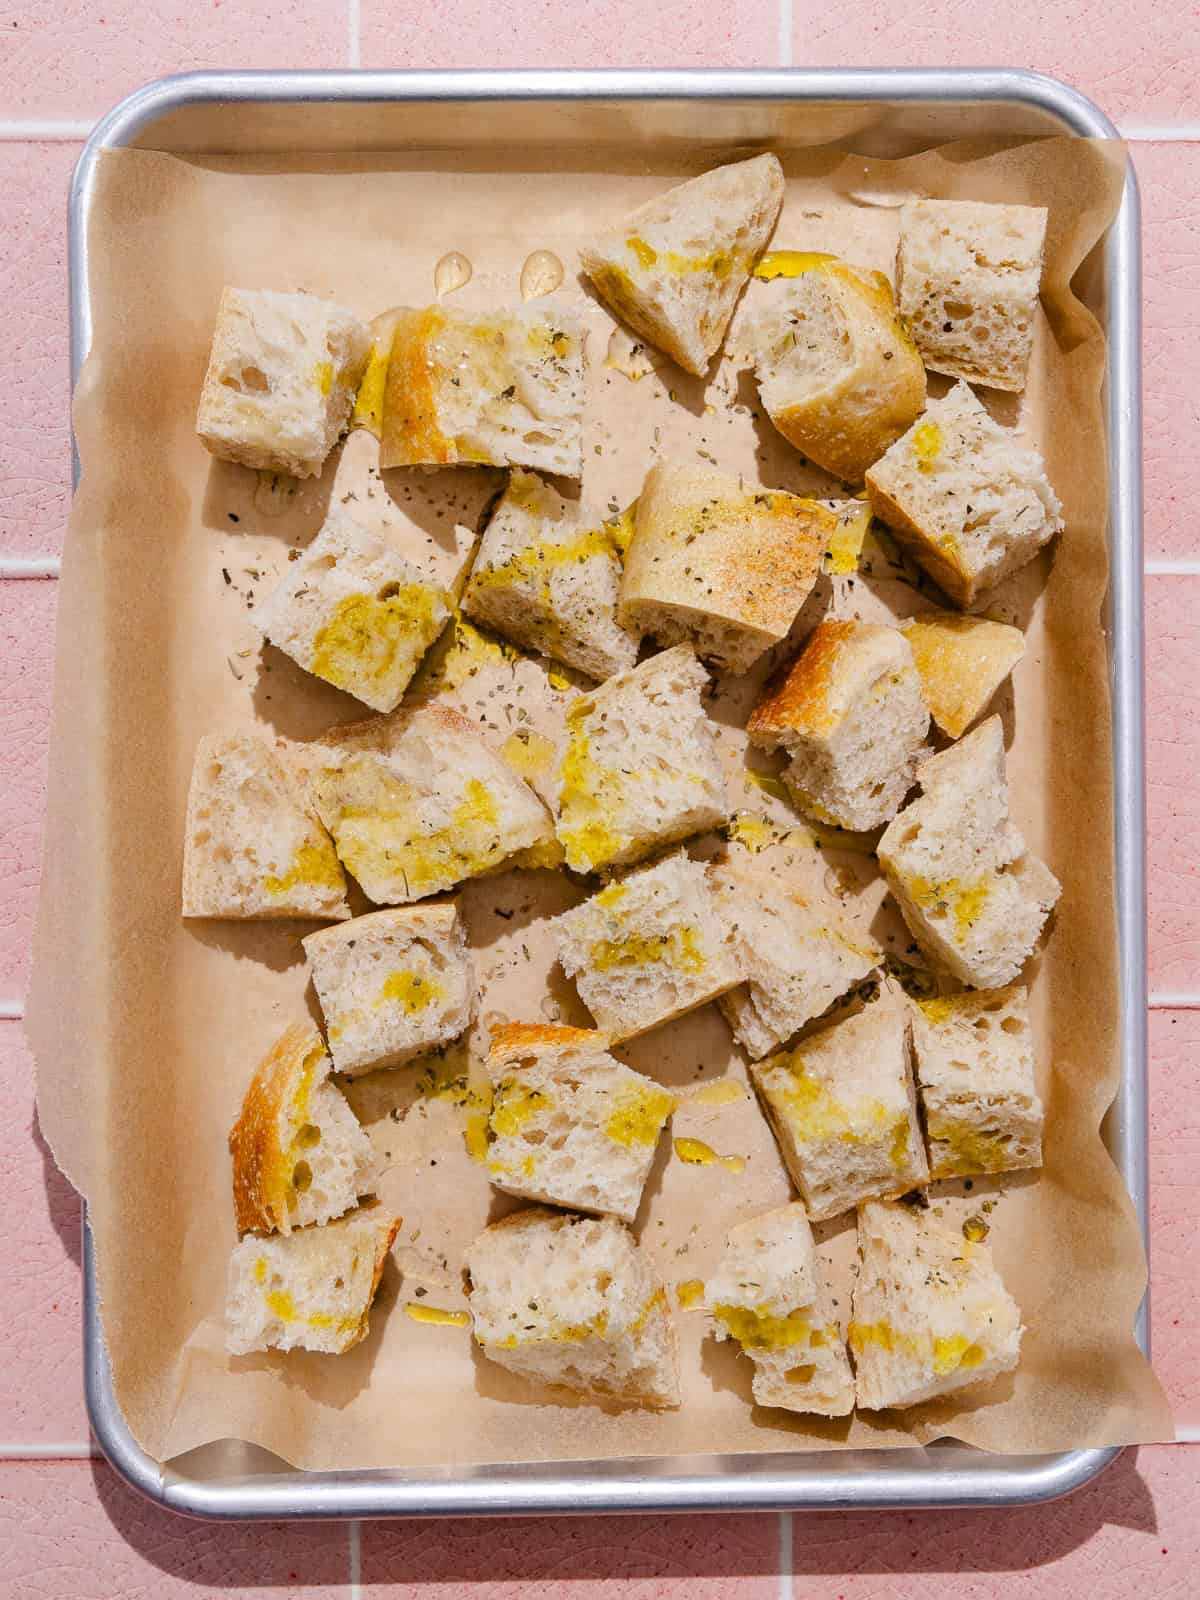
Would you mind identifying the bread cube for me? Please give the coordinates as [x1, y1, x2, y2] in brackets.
[748, 256, 926, 483]
[712, 858, 879, 1059]
[850, 1199, 1023, 1409]
[466, 1207, 680, 1407]
[556, 852, 741, 1042]
[252, 507, 450, 713]
[877, 717, 1061, 989]
[866, 382, 1063, 607]
[183, 733, 350, 921]
[196, 288, 371, 479]
[580, 154, 784, 377]
[617, 462, 833, 672]
[462, 469, 637, 681]
[302, 903, 475, 1078]
[912, 986, 1043, 1179]
[706, 1202, 855, 1416]
[747, 620, 930, 831]
[750, 1005, 928, 1221]
[226, 1209, 400, 1355]
[379, 303, 585, 477]
[552, 643, 729, 874]
[308, 703, 556, 904]
[228, 1024, 378, 1236]
[900, 612, 1025, 739]
[482, 1024, 675, 1222]
[897, 198, 1048, 393]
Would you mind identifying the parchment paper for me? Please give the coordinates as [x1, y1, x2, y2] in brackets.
[29, 134, 1174, 1470]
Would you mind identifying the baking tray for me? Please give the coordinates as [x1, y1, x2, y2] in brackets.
[69, 67, 1147, 1517]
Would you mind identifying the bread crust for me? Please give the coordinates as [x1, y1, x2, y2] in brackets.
[229, 1023, 325, 1235]
[488, 1021, 606, 1062]
[747, 620, 861, 741]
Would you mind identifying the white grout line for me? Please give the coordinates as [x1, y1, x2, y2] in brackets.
[777, 0, 793, 69]
[348, 1519, 362, 1597]
[0, 119, 93, 141]
[1118, 122, 1200, 141]
[1174, 1425, 1200, 1442]
[1149, 992, 1200, 1009]
[777, 1509, 791, 1598]
[1146, 560, 1200, 576]
[0, 1001, 26, 1021]
[0, 1442, 100, 1459]
[0, 557, 61, 579]
[348, 0, 361, 69]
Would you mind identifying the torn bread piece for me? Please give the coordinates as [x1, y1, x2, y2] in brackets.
[850, 1198, 1023, 1409]
[483, 1023, 675, 1223]
[912, 986, 1043, 1179]
[866, 381, 1063, 607]
[253, 506, 451, 713]
[462, 468, 638, 681]
[379, 303, 585, 477]
[899, 612, 1025, 740]
[302, 903, 475, 1078]
[747, 620, 930, 831]
[552, 643, 728, 874]
[748, 255, 926, 483]
[228, 1023, 378, 1236]
[466, 1206, 680, 1408]
[712, 857, 880, 1060]
[706, 1202, 855, 1416]
[225, 1209, 400, 1356]
[617, 462, 833, 672]
[556, 852, 741, 1042]
[750, 1004, 928, 1221]
[182, 733, 350, 921]
[307, 703, 555, 904]
[876, 716, 1061, 988]
[579, 153, 784, 377]
[196, 287, 371, 479]
[897, 198, 1048, 393]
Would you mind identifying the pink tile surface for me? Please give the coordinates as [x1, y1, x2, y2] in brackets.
[363, 1511, 780, 1594]
[0, 143, 77, 561]
[0, 3, 347, 120]
[1146, 576, 1200, 993]
[360, 0, 777, 69]
[0, 1022, 86, 1445]
[1137, 143, 1200, 561]
[789, 5, 1200, 126]
[0, 578, 55, 999]
[783, 1447, 1198, 1598]
[0, 1460, 347, 1595]
[1148, 1010, 1200, 1426]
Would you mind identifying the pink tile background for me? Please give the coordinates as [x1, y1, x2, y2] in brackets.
[0, 7, 1196, 1593]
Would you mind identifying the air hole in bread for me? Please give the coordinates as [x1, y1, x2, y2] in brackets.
[595, 1271, 613, 1292]
[295, 1124, 322, 1149]
[334, 1276, 344, 1289]
[523, 431, 554, 446]
[192, 829, 211, 847]
[974, 1017, 991, 1032]
[377, 581, 403, 601]
[1000, 1017, 1026, 1035]
[292, 1160, 313, 1192]
[221, 364, 271, 394]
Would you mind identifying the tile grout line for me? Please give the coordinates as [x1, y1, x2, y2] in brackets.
[1146, 560, 1200, 575]
[0, 1442, 99, 1459]
[348, 0, 361, 69]
[0, 558, 61, 578]
[777, 1508, 792, 1598]
[0, 119, 93, 140]
[348, 1518, 362, 1597]
[777, 0, 793, 68]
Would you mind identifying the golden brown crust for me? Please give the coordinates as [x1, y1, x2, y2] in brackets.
[229, 1023, 326, 1236]
[488, 1021, 606, 1064]
[865, 480, 972, 606]
[747, 620, 859, 740]
[380, 308, 454, 468]
[900, 613, 1025, 738]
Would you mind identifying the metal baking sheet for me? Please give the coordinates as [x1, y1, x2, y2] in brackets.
[70, 67, 1148, 1517]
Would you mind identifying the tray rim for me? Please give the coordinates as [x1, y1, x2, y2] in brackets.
[69, 64, 1147, 1519]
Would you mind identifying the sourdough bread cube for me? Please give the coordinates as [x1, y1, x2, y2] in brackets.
[750, 1004, 928, 1221]
[748, 256, 926, 483]
[226, 1209, 400, 1356]
[900, 612, 1025, 739]
[712, 857, 880, 1059]
[552, 643, 729, 874]
[466, 1206, 680, 1407]
[706, 1202, 855, 1416]
[183, 733, 350, 921]
[866, 382, 1063, 607]
[912, 986, 1043, 1179]
[556, 852, 741, 1042]
[580, 154, 784, 378]
[483, 1023, 675, 1222]
[897, 199, 1048, 393]
[379, 303, 585, 477]
[196, 288, 371, 479]
[850, 1199, 1023, 1409]
[253, 507, 450, 713]
[747, 620, 930, 831]
[462, 468, 638, 681]
[876, 717, 1061, 988]
[302, 903, 475, 1078]
[308, 703, 556, 904]
[617, 462, 833, 673]
[228, 1024, 378, 1236]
